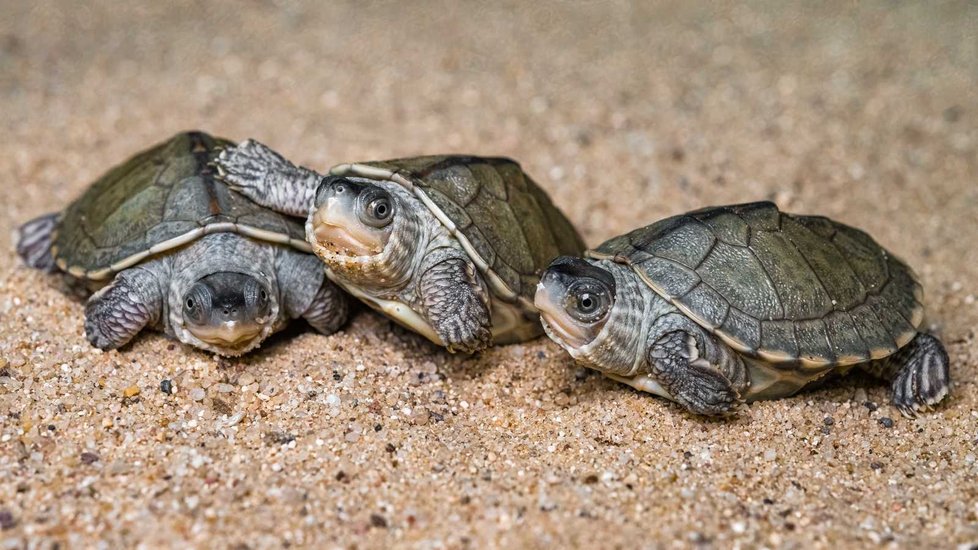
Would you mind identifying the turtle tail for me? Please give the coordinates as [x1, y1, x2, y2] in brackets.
[16, 212, 59, 272]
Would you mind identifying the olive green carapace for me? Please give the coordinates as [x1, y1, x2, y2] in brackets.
[53, 132, 308, 279]
[353, 156, 586, 302]
[589, 201, 924, 368]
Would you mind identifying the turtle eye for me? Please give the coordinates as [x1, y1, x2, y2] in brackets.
[182, 287, 211, 325]
[565, 280, 611, 323]
[359, 191, 395, 228]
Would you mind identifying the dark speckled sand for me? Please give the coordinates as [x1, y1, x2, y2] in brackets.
[1, 2, 976, 548]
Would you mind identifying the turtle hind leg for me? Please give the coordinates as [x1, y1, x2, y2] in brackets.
[862, 333, 951, 417]
[16, 212, 59, 272]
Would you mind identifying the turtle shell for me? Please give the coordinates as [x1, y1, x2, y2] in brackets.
[52, 131, 311, 281]
[330, 156, 585, 311]
[588, 202, 924, 367]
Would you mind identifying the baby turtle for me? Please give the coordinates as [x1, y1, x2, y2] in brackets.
[214, 140, 584, 352]
[535, 202, 950, 417]
[16, 131, 348, 356]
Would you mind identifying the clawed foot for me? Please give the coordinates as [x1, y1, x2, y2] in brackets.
[213, 139, 291, 201]
[84, 279, 155, 350]
[212, 139, 322, 217]
[890, 333, 951, 418]
[16, 212, 59, 272]
[440, 310, 493, 354]
[674, 360, 744, 416]
[420, 257, 494, 354]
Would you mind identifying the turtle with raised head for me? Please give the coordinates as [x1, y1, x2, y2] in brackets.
[534, 202, 950, 417]
[213, 140, 585, 353]
[16, 131, 349, 356]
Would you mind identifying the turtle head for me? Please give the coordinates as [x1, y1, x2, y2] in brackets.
[535, 256, 616, 348]
[181, 272, 274, 352]
[310, 176, 395, 257]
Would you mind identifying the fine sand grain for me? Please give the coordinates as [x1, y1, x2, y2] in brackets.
[1, 2, 976, 548]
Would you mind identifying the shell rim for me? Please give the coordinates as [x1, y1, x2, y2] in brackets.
[52, 221, 312, 281]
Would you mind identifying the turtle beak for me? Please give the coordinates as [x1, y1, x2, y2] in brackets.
[311, 179, 385, 256]
[190, 320, 264, 348]
[534, 273, 591, 349]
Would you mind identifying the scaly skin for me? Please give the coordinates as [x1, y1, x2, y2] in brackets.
[85, 262, 165, 350]
[860, 332, 951, 417]
[418, 252, 492, 353]
[215, 139, 322, 217]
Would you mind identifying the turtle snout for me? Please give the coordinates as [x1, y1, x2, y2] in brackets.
[184, 273, 271, 348]
[315, 176, 359, 210]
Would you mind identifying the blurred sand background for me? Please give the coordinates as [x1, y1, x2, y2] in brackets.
[1, 1, 977, 548]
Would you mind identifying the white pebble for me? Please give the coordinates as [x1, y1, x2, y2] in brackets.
[226, 412, 244, 426]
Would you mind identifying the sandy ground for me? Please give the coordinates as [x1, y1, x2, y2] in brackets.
[1, 1, 976, 548]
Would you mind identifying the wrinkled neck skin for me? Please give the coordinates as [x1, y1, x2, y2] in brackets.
[544, 261, 675, 377]
[166, 233, 282, 356]
[306, 181, 431, 299]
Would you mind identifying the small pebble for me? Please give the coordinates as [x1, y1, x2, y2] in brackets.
[123, 385, 140, 398]
[864, 401, 878, 412]
[823, 417, 834, 426]
[238, 372, 256, 386]
[160, 379, 173, 394]
[0, 510, 15, 530]
[370, 514, 388, 528]
[879, 417, 894, 429]
[190, 388, 206, 401]
[80, 451, 100, 465]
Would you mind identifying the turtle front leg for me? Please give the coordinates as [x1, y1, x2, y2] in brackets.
[418, 252, 492, 354]
[84, 264, 165, 350]
[214, 139, 322, 217]
[861, 332, 951, 417]
[275, 248, 350, 335]
[302, 280, 351, 335]
[642, 314, 747, 416]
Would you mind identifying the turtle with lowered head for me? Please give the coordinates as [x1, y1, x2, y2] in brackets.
[16, 131, 349, 356]
[535, 202, 950, 417]
[213, 140, 585, 353]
